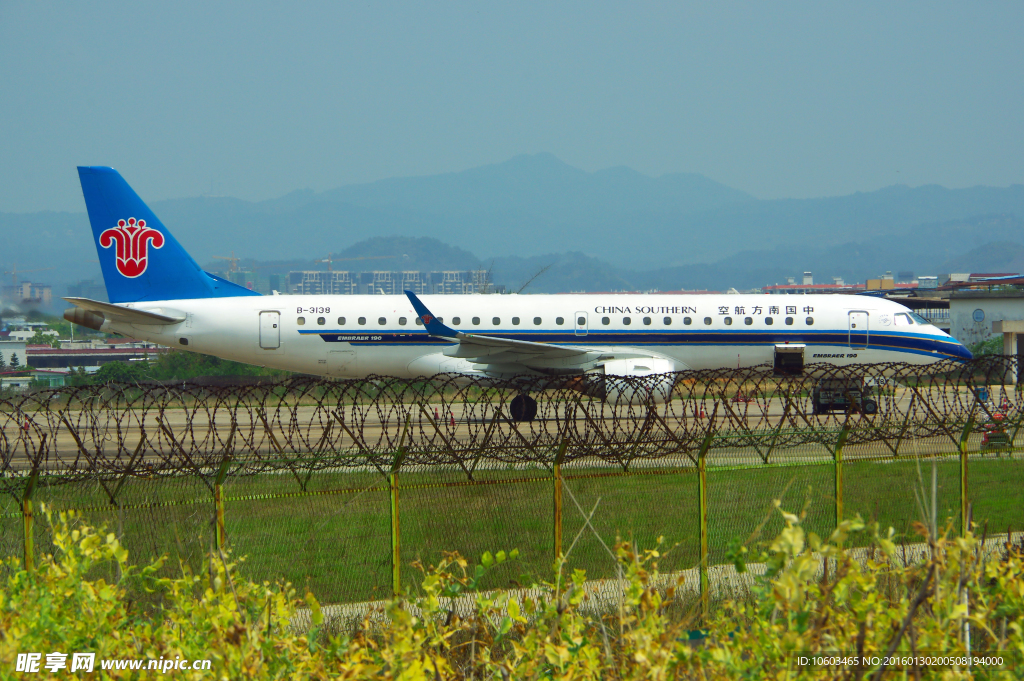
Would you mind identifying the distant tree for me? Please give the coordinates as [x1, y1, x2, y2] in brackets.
[969, 336, 1004, 357]
[0, 353, 6, 371]
[9, 353, 20, 369]
[28, 329, 60, 348]
[147, 350, 289, 381]
[67, 366, 91, 387]
[91, 361, 149, 384]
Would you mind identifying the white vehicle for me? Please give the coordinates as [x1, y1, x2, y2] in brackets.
[65, 167, 971, 420]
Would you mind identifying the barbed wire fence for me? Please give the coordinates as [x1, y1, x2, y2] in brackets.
[1, 357, 1022, 608]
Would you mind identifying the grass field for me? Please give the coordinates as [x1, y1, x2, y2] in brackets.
[2, 452, 1022, 605]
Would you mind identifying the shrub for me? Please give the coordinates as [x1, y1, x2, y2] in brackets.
[1, 505, 1021, 678]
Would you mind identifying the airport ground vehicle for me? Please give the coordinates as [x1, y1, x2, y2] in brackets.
[812, 377, 878, 415]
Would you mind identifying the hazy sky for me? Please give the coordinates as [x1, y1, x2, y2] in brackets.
[2, 1, 1022, 212]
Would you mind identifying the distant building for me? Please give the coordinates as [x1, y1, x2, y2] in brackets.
[948, 290, 1024, 347]
[26, 339, 170, 370]
[287, 269, 493, 295]
[2, 281, 52, 307]
[763, 283, 865, 295]
[227, 271, 258, 291]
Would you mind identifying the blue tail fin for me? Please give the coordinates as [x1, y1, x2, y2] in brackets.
[78, 166, 260, 303]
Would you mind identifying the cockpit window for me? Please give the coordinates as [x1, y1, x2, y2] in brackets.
[894, 313, 912, 326]
[909, 312, 929, 325]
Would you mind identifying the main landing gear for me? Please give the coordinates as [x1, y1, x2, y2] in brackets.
[510, 394, 538, 422]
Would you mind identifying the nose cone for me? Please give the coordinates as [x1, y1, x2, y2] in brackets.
[951, 341, 973, 361]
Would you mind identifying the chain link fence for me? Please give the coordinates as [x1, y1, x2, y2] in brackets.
[2, 359, 1023, 605]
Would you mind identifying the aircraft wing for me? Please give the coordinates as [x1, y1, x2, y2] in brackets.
[64, 297, 186, 325]
[404, 291, 596, 365]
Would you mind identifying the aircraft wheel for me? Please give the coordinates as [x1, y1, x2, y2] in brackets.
[510, 394, 538, 422]
[525, 395, 538, 420]
[862, 399, 878, 415]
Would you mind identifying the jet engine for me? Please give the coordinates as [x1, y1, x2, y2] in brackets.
[581, 357, 683, 405]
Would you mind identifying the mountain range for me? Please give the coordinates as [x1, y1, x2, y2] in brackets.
[2, 153, 1023, 298]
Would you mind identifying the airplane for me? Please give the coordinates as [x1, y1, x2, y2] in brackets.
[64, 166, 972, 420]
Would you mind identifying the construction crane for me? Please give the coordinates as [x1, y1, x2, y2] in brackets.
[213, 252, 241, 272]
[316, 253, 402, 272]
[3, 265, 55, 285]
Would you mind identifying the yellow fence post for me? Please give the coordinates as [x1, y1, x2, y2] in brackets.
[553, 438, 567, 562]
[696, 430, 714, 616]
[833, 423, 851, 541]
[22, 470, 39, 572]
[390, 471, 401, 596]
[390, 416, 410, 597]
[214, 456, 231, 552]
[959, 417, 974, 535]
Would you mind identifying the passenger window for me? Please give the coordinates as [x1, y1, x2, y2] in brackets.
[643, 317, 652, 325]
[297, 317, 306, 326]
[452, 317, 461, 326]
[472, 317, 480, 325]
[493, 317, 500, 325]
[664, 317, 672, 326]
[556, 317, 564, 325]
[602, 317, 610, 325]
[358, 317, 366, 325]
[744, 317, 752, 325]
[724, 317, 733, 325]
[533, 317, 542, 325]
[623, 317, 631, 326]
[337, 317, 346, 325]
[765, 317, 773, 326]
[399, 317, 407, 326]
[577, 316, 586, 326]
[415, 317, 423, 325]
[703, 317, 712, 325]
[785, 317, 794, 326]
[317, 317, 325, 325]
[375, 317, 383, 325]
[683, 317, 691, 325]
[894, 313, 912, 326]
[512, 317, 520, 325]
[805, 317, 814, 325]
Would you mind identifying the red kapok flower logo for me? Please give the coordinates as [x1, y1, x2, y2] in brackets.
[99, 218, 165, 278]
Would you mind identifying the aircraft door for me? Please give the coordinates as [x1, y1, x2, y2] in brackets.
[575, 311, 588, 336]
[848, 311, 869, 349]
[260, 311, 280, 349]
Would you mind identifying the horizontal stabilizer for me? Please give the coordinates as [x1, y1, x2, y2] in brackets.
[63, 297, 186, 329]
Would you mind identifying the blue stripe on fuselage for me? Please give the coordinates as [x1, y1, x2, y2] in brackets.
[297, 328, 967, 360]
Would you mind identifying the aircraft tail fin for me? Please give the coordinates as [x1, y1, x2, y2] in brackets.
[77, 166, 260, 303]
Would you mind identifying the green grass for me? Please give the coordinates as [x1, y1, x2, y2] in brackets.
[5, 452, 1023, 605]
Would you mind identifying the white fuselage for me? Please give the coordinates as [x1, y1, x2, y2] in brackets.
[103, 293, 970, 379]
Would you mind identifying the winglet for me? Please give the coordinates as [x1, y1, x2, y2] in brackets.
[404, 291, 459, 338]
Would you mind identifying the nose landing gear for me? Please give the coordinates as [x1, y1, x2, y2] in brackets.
[510, 394, 538, 422]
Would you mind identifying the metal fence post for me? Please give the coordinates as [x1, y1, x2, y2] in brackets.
[696, 430, 714, 615]
[553, 438, 567, 562]
[22, 470, 39, 572]
[959, 417, 974, 535]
